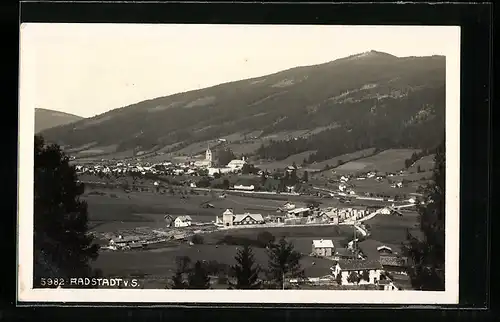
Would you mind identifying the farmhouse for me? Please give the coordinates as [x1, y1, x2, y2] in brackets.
[174, 215, 192, 228]
[331, 260, 383, 285]
[311, 239, 335, 257]
[221, 209, 264, 226]
[232, 213, 265, 226]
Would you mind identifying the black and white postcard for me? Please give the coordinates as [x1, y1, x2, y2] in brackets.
[18, 24, 460, 304]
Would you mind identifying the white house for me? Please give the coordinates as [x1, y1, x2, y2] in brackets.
[282, 202, 296, 211]
[222, 209, 235, 226]
[312, 239, 335, 257]
[287, 207, 312, 217]
[331, 260, 383, 285]
[233, 184, 255, 191]
[208, 167, 233, 176]
[174, 215, 192, 228]
[227, 157, 247, 170]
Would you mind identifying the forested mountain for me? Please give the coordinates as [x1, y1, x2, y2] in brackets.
[39, 51, 445, 161]
[35, 109, 83, 133]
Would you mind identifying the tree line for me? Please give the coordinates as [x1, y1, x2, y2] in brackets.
[168, 237, 304, 290]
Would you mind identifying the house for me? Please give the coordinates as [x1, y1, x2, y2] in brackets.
[222, 209, 235, 226]
[287, 207, 312, 217]
[227, 157, 247, 170]
[221, 209, 264, 226]
[174, 215, 192, 228]
[312, 239, 335, 257]
[379, 255, 408, 275]
[232, 184, 255, 191]
[208, 167, 233, 176]
[232, 213, 264, 226]
[109, 235, 141, 248]
[331, 260, 383, 285]
[376, 245, 393, 255]
[282, 202, 296, 211]
[357, 239, 401, 260]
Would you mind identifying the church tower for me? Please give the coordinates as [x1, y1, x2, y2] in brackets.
[205, 144, 212, 164]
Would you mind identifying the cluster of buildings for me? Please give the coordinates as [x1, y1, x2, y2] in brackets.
[215, 209, 265, 227]
[214, 202, 372, 228]
[74, 146, 249, 179]
[302, 238, 411, 290]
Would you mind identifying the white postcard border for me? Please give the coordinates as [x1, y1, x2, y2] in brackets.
[17, 24, 460, 304]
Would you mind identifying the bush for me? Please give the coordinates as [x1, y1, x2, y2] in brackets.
[191, 234, 204, 245]
[256, 231, 275, 246]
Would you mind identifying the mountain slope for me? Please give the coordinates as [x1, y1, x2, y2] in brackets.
[35, 108, 84, 133]
[39, 51, 445, 161]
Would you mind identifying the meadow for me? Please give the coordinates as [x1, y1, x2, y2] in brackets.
[334, 149, 421, 174]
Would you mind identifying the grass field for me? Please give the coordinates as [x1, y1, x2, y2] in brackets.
[334, 149, 421, 174]
[83, 186, 329, 233]
[256, 150, 317, 171]
[408, 154, 435, 173]
[364, 211, 422, 244]
[308, 148, 377, 172]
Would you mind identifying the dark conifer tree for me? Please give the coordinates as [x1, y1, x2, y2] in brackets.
[188, 261, 210, 289]
[230, 245, 261, 289]
[34, 135, 99, 287]
[266, 238, 304, 289]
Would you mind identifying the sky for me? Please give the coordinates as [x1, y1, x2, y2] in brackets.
[20, 24, 460, 118]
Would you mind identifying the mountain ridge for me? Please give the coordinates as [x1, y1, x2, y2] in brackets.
[35, 108, 84, 133]
[39, 51, 445, 162]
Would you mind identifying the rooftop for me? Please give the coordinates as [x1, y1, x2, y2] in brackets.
[312, 239, 334, 249]
[379, 255, 407, 267]
[338, 259, 383, 271]
[233, 213, 264, 223]
[176, 215, 192, 221]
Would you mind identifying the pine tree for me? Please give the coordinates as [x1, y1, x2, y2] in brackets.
[403, 139, 445, 290]
[266, 238, 304, 289]
[34, 135, 99, 287]
[231, 245, 261, 289]
[188, 261, 210, 289]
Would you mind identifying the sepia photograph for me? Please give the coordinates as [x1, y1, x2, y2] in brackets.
[18, 23, 460, 304]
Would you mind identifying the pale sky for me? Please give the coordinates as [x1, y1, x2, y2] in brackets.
[19, 24, 460, 118]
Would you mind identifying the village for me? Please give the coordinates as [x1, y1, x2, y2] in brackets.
[76, 145, 423, 291]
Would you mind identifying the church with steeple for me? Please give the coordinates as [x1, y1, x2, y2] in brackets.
[194, 144, 213, 168]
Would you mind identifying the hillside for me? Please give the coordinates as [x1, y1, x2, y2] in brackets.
[39, 51, 445, 162]
[35, 108, 84, 133]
